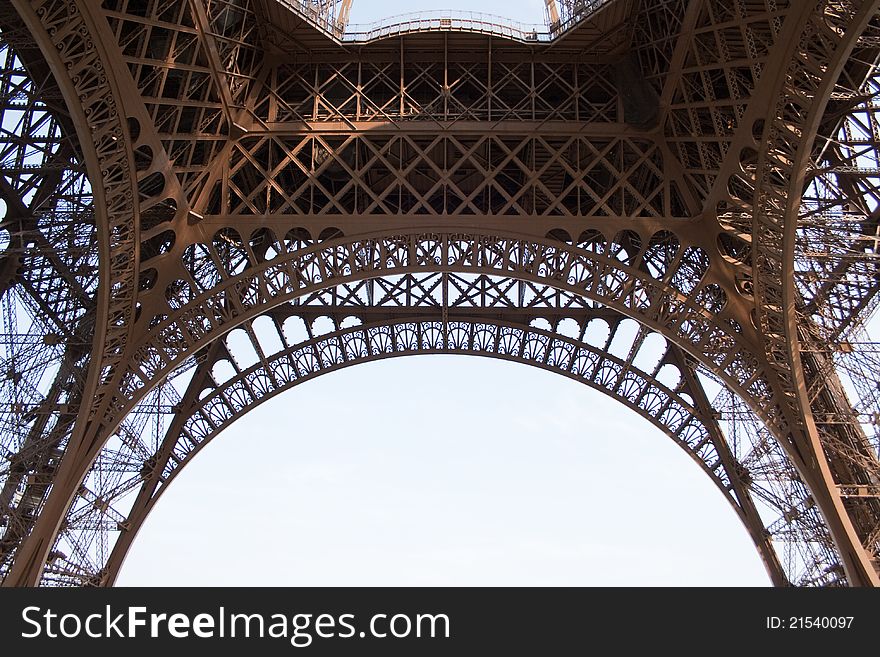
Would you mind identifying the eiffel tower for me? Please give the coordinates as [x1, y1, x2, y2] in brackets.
[1, 0, 879, 587]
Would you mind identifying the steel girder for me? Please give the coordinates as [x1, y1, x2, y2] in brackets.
[0, 0, 879, 586]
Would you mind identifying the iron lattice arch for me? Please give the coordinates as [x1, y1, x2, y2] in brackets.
[0, 0, 879, 586]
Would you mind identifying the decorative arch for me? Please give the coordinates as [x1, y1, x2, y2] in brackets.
[121, 228, 771, 429]
[19, 228, 824, 587]
[93, 312, 785, 586]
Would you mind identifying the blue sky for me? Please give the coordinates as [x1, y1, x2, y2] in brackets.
[116, 0, 771, 587]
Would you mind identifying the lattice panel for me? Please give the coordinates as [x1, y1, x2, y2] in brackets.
[211, 134, 687, 218]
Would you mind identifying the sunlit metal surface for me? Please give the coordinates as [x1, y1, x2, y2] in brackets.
[0, 0, 879, 587]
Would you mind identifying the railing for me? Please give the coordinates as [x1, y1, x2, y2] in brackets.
[275, 0, 348, 38]
[275, 1, 613, 43]
[343, 11, 549, 42]
[544, 0, 611, 37]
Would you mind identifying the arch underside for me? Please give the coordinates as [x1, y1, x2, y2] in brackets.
[60, 307, 796, 586]
[1, 0, 880, 587]
[50, 296, 802, 587]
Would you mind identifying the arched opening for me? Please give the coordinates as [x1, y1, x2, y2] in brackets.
[116, 357, 770, 586]
[59, 224, 790, 588]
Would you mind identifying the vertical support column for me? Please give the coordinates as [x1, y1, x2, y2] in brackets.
[673, 347, 788, 586]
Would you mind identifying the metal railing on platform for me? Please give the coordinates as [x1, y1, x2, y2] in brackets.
[276, 1, 612, 43]
[343, 11, 549, 42]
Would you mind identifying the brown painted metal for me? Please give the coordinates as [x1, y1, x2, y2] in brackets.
[1, 0, 879, 586]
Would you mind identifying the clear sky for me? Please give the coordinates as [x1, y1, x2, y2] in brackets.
[116, 0, 772, 587]
[346, 0, 546, 24]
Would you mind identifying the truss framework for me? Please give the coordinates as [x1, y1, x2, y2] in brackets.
[0, 0, 879, 586]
